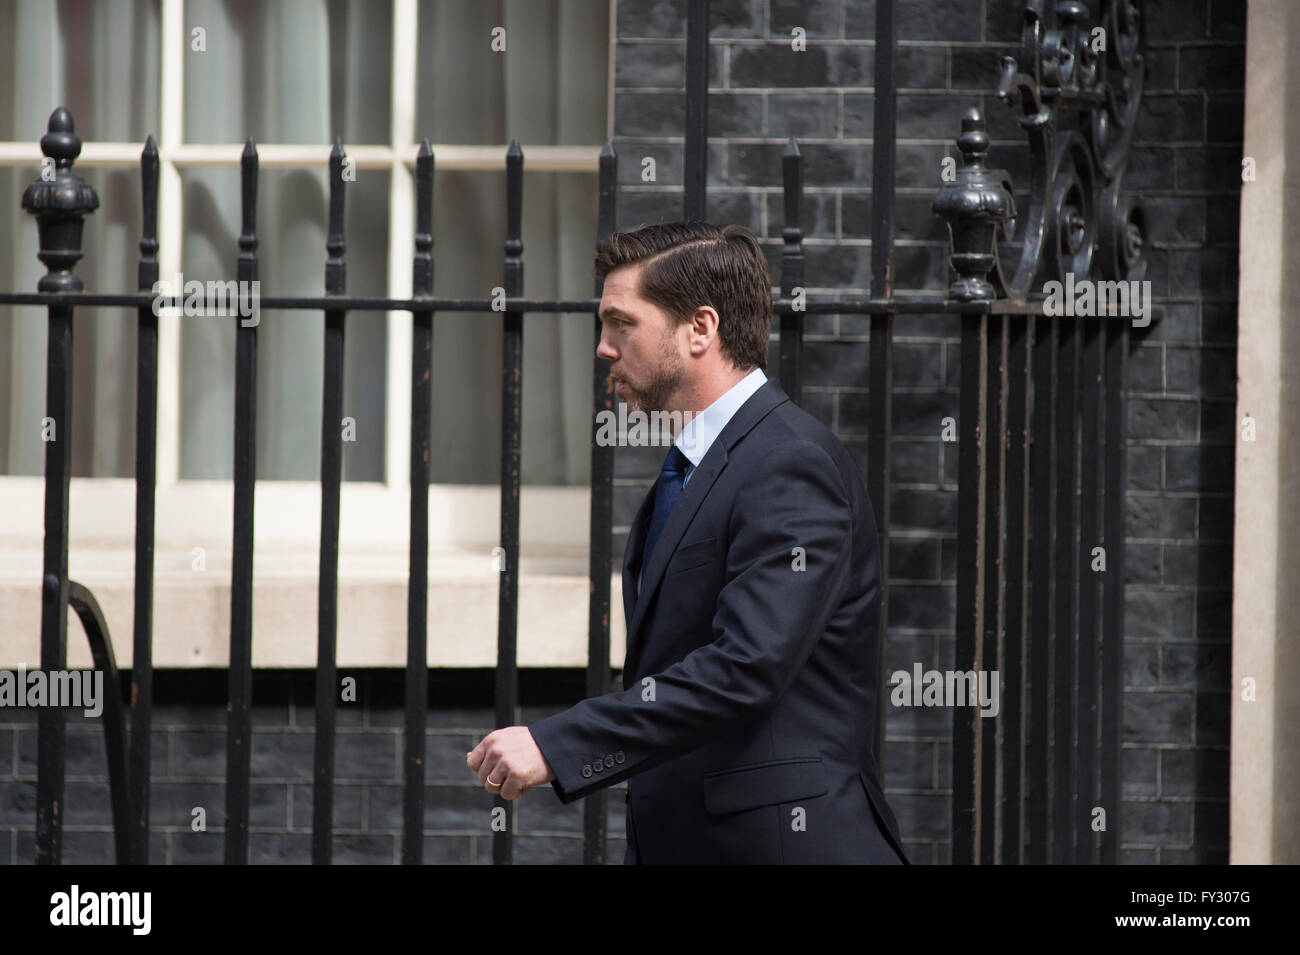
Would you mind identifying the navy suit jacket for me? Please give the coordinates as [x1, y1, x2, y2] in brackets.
[528, 378, 908, 864]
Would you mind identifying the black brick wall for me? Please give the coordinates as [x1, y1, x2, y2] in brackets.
[0, 671, 626, 865]
[0, 0, 1243, 865]
[609, 0, 1241, 864]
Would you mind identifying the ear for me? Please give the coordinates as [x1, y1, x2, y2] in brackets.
[688, 306, 720, 356]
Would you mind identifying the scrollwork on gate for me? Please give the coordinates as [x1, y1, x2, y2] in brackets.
[933, 0, 1147, 301]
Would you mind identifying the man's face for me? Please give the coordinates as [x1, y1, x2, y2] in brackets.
[596, 264, 686, 414]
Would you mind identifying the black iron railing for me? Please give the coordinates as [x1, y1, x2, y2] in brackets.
[2, 0, 1148, 865]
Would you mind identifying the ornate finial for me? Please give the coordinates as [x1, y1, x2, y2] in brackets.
[956, 108, 990, 168]
[932, 108, 1015, 302]
[22, 107, 100, 291]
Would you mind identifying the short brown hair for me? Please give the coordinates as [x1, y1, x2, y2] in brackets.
[594, 221, 772, 371]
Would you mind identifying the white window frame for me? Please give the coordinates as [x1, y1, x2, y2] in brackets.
[0, 0, 624, 669]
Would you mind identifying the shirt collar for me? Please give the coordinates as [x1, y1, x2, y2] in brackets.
[675, 366, 768, 468]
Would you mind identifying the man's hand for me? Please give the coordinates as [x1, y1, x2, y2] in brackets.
[466, 727, 556, 799]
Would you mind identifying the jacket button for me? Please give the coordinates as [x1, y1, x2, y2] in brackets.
[614, 751, 625, 764]
[604, 755, 615, 768]
[581, 764, 593, 778]
[593, 760, 604, 773]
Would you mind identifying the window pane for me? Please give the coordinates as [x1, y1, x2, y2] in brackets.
[428, 168, 598, 486]
[179, 166, 389, 481]
[184, 0, 391, 145]
[0, 166, 143, 478]
[0, 0, 160, 476]
[416, 0, 609, 146]
[0, 0, 161, 143]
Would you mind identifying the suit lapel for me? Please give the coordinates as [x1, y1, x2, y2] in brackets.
[622, 378, 791, 677]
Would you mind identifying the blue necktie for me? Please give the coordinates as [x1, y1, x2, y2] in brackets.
[639, 445, 690, 592]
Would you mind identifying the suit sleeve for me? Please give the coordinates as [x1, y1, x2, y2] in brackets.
[528, 438, 855, 803]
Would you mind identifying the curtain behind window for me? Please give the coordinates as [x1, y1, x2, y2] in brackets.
[0, 0, 607, 486]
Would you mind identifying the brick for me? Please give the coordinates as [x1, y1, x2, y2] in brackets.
[0, 781, 36, 825]
[895, 92, 971, 140]
[951, 46, 1006, 92]
[770, 0, 841, 39]
[290, 782, 363, 831]
[896, 46, 949, 90]
[1127, 494, 1196, 540]
[1162, 844, 1228, 864]
[887, 792, 948, 840]
[983, 0, 1026, 42]
[709, 189, 764, 234]
[1127, 397, 1199, 441]
[880, 195, 949, 243]
[730, 43, 873, 89]
[423, 732, 482, 782]
[1123, 542, 1161, 585]
[249, 832, 310, 864]
[884, 583, 954, 630]
[1209, 0, 1245, 40]
[1165, 445, 1233, 493]
[249, 730, 315, 780]
[1192, 696, 1230, 746]
[889, 441, 939, 486]
[888, 535, 938, 580]
[1192, 799, 1230, 846]
[1165, 346, 1235, 398]
[1140, 195, 1207, 244]
[1145, 0, 1209, 43]
[882, 737, 936, 790]
[1196, 497, 1232, 543]
[1143, 50, 1178, 91]
[891, 391, 957, 437]
[514, 834, 583, 864]
[1162, 643, 1230, 692]
[1173, 145, 1242, 192]
[1124, 691, 1194, 744]
[622, 40, 725, 90]
[335, 730, 399, 781]
[59, 829, 116, 865]
[614, 91, 685, 137]
[897, 1, 979, 42]
[1206, 93, 1244, 142]
[1160, 747, 1228, 799]
[1122, 747, 1159, 797]
[1179, 46, 1245, 92]
[1121, 799, 1192, 843]
[519, 791, 584, 833]
[763, 189, 836, 239]
[1123, 587, 1190, 639]
[766, 92, 840, 139]
[1194, 589, 1231, 641]
[332, 833, 397, 864]
[842, 93, 873, 138]
[801, 338, 870, 387]
[422, 835, 474, 863]
[169, 829, 224, 864]
[1124, 641, 1160, 688]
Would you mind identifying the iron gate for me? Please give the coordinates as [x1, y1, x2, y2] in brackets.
[1, 0, 1148, 865]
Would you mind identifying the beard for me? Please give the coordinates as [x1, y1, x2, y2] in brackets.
[617, 327, 685, 414]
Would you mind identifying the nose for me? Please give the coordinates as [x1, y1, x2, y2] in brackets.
[596, 326, 617, 362]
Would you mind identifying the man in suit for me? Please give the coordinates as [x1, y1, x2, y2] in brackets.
[466, 221, 907, 864]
